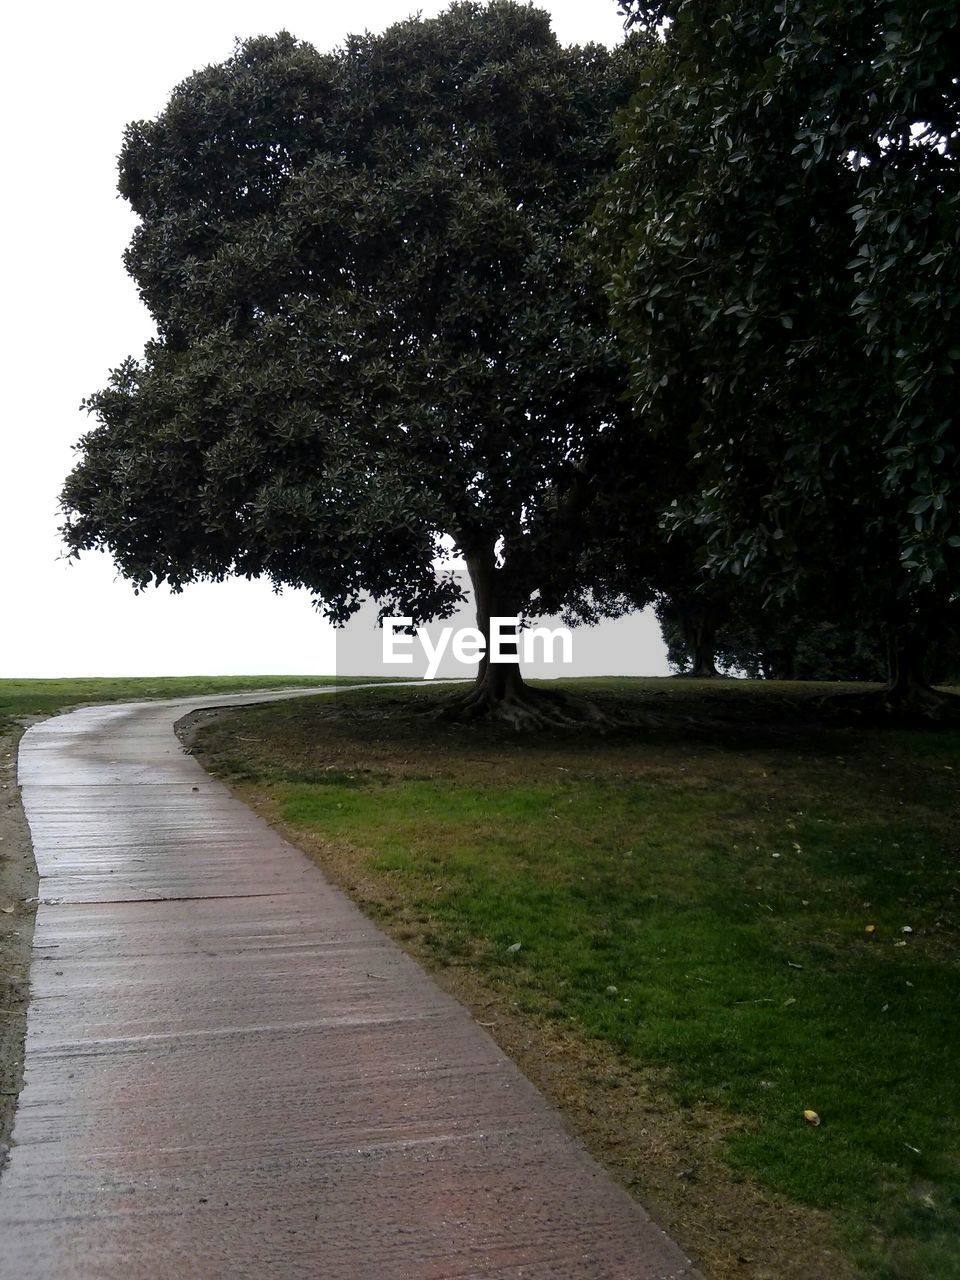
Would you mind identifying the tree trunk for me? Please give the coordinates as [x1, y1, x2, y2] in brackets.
[761, 645, 796, 681]
[678, 600, 719, 678]
[464, 542, 525, 700]
[883, 624, 942, 711]
[822, 619, 958, 720]
[438, 539, 607, 728]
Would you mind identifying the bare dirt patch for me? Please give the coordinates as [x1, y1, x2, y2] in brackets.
[0, 726, 38, 1174]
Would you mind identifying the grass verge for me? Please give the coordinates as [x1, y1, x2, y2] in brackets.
[191, 678, 960, 1280]
[0, 674, 402, 733]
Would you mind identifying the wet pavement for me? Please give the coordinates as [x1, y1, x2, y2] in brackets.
[0, 690, 698, 1278]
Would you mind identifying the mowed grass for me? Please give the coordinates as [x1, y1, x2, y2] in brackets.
[194, 679, 960, 1279]
[0, 674, 399, 733]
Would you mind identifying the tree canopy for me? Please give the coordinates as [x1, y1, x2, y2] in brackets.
[61, 0, 960, 716]
[606, 0, 960, 703]
[61, 2, 645, 719]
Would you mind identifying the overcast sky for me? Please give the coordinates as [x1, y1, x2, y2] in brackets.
[0, 0, 668, 678]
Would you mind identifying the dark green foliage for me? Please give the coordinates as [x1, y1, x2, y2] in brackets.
[62, 4, 644, 626]
[604, 1, 960, 678]
[658, 605, 889, 681]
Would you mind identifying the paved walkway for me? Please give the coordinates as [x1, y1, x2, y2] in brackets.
[0, 691, 697, 1279]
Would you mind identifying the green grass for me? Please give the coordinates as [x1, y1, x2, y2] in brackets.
[0, 674, 400, 733]
[195, 679, 960, 1279]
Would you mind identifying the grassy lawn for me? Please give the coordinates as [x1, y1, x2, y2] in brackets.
[0, 674, 400, 733]
[192, 678, 960, 1280]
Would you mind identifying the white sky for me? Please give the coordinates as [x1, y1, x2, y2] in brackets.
[0, 0, 666, 678]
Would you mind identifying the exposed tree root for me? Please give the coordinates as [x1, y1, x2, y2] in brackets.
[877, 682, 960, 720]
[821, 683, 960, 724]
[438, 680, 615, 730]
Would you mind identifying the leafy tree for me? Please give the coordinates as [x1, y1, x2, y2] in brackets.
[61, 3, 645, 724]
[532, 357, 731, 678]
[607, 1, 960, 710]
[659, 604, 890, 681]
[655, 593, 726, 678]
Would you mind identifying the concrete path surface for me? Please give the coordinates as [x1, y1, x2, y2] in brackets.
[0, 690, 698, 1279]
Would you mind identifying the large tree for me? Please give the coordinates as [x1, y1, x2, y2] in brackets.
[606, 0, 960, 709]
[62, 3, 646, 724]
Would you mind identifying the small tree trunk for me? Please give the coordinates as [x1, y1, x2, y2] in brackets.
[884, 624, 939, 710]
[824, 619, 957, 720]
[678, 601, 719, 678]
[761, 645, 796, 681]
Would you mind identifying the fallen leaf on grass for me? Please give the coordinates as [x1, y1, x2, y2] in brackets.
[803, 1109, 821, 1126]
[506, 942, 522, 954]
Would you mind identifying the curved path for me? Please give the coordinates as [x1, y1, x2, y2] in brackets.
[0, 691, 697, 1279]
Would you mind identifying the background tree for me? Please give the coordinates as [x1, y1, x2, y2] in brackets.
[657, 604, 890, 681]
[531, 341, 733, 679]
[606, 0, 960, 710]
[62, 3, 647, 724]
